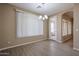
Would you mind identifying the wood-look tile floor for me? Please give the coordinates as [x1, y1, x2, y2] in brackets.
[0, 39, 79, 56]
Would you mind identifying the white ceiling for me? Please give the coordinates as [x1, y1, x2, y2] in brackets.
[10, 3, 74, 16]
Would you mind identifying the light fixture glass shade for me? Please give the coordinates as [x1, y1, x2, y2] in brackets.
[43, 17, 45, 20]
[39, 15, 48, 21]
[44, 15, 48, 19]
[39, 15, 43, 20]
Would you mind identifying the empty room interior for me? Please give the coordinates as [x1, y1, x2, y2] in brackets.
[0, 3, 79, 56]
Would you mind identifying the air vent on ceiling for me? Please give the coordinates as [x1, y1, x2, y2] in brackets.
[36, 3, 46, 8]
[36, 5, 41, 8]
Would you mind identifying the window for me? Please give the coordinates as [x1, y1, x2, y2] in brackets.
[62, 19, 72, 36]
[50, 16, 57, 36]
[51, 22, 55, 34]
[68, 21, 72, 34]
[16, 11, 43, 38]
[62, 19, 67, 36]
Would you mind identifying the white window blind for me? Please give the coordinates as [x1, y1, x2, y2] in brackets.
[16, 11, 43, 38]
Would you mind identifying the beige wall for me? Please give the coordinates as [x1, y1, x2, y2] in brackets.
[0, 4, 48, 49]
[73, 4, 79, 49]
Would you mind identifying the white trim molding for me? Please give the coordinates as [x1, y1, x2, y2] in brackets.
[73, 48, 79, 51]
[48, 38, 63, 43]
[0, 39, 46, 51]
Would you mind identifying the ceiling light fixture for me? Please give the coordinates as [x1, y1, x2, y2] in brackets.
[39, 15, 48, 21]
[43, 17, 45, 20]
[37, 5, 41, 8]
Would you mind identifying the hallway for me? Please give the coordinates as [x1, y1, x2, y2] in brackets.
[0, 39, 79, 56]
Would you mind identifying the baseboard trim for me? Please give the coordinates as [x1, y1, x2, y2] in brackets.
[48, 38, 62, 43]
[0, 39, 46, 51]
[57, 41, 62, 43]
[73, 48, 79, 51]
[55, 40, 62, 43]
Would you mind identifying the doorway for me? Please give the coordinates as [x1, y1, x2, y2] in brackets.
[49, 16, 57, 41]
[61, 11, 73, 47]
[49, 11, 73, 47]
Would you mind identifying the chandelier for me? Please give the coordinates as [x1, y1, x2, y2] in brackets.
[39, 15, 48, 21]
